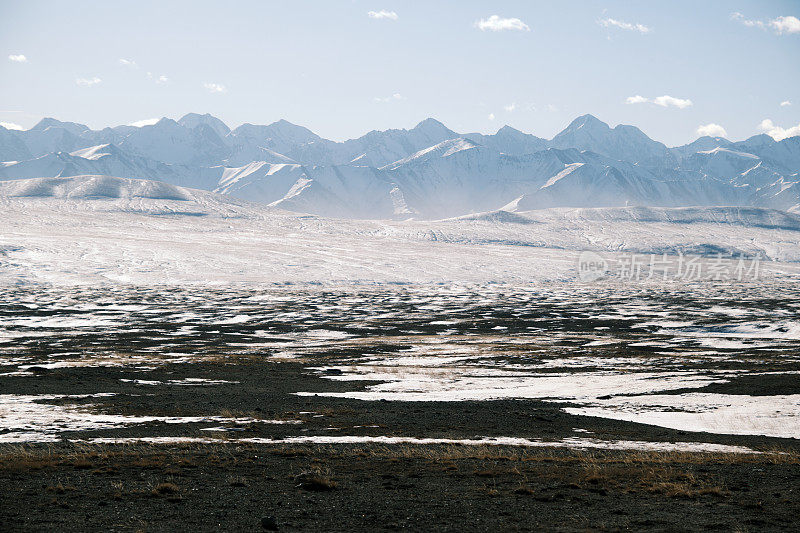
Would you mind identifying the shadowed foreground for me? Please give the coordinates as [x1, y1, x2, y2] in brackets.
[2, 443, 798, 532]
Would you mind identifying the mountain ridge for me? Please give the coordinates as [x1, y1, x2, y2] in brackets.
[1, 113, 798, 219]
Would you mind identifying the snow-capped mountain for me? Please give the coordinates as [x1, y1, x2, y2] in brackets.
[177, 112, 231, 138]
[550, 114, 673, 165]
[0, 127, 32, 162]
[118, 118, 230, 166]
[464, 125, 548, 156]
[0, 143, 223, 190]
[0, 113, 798, 219]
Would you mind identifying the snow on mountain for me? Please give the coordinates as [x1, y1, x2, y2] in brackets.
[29, 118, 90, 137]
[215, 162, 306, 201]
[733, 134, 777, 153]
[748, 137, 800, 172]
[551, 114, 672, 165]
[671, 136, 732, 160]
[0, 174, 195, 202]
[270, 165, 406, 219]
[177, 113, 231, 138]
[224, 144, 297, 167]
[0, 126, 32, 162]
[240, 117, 462, 168]
[118, 118, 230, 166]
[0, 113, 798, 219]
[335, 118, 460, 167]
[465, 125, 548, 155]
[753, 178, 800, 213]
[0, 143, 223, 190]
[15, 125, 92, 158]
[378, 146, 592, 219]
[682, 147, 762, 181]
[383, 138, 480, 169]
[228, 119, 321, 156]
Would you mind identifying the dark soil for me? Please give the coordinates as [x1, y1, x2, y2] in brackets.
[1, 441, 799, 532]
[2, 286, 800, 531]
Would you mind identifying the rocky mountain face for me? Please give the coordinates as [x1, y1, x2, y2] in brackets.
[1, 113, 798, 219]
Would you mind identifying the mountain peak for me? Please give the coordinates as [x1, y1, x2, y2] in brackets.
[742, 134, 776, 145]
[154, 117, 178, 127]
[412, 117, 450, 133]
[31, 117, 89, 135]
[564, 114, 609, 133]
[265, 119, 320, 141]
[177, 113, 230, 137]
[496, 125, 523, 135]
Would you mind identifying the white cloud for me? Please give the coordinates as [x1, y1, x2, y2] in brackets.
[696, 123, 728, 138]
[731, 12, 765, 29]
[503, 103, 516, 112]
[129, 118, 160, 127]
[8, 54, 28, 63]
[759, 119, 800, 141]
[732, 12, 800, 34]
[367, 10, 398, 21]
[653, 95, 693, 109]
[0, 121, 24, 130]
[625, 94, 692, 109]
[625, 95, 649, 104]
[76, 77, 102, 87]
[119, 58, 138, 68]
[204, 82, 226, 93]
[374, 93, 406, 103]
[781, 101, 792, 107]
[770, 15, 800, 34]
[147, 72, 169, 83]
[475, 15, 530, 32]
[546, 104, 558, 112]
[487, 113, 496, 121]
[598, 18, 651, 34]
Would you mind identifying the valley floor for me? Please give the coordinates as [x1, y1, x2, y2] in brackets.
[2, 186, 800, 530]
[1, 284, 799, 531]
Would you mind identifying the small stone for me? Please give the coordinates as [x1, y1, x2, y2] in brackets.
[261, 516, 278, 530]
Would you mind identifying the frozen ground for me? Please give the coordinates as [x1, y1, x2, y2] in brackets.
[1, 176, 799, 448]
[0, 283, 798, 448]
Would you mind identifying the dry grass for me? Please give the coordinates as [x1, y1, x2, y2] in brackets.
[46, 483, 76, 494]
[227, 475, 248, 487]
[151, 482, 180, 496]
[0, 440, 796, 504]
[294, 468, 337, 491]
[1, 440, 797, 471]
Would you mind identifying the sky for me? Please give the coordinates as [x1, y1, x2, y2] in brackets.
[0, 0, 798, 146]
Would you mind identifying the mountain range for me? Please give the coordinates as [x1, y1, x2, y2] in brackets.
[1, 113, 798, 219]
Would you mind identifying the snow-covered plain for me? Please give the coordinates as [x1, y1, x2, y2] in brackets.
[2, 175, 800, 286]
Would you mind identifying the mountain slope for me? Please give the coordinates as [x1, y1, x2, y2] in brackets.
[119, 118, 230, 166]
[551, 114, 672, 165]
[0, 113, 798, 219]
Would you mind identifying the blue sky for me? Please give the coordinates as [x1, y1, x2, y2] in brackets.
[1, 0, 798, 145]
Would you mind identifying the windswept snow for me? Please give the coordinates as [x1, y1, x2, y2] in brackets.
[2, 175, 800, 286]
[542, 162, 584, 188]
